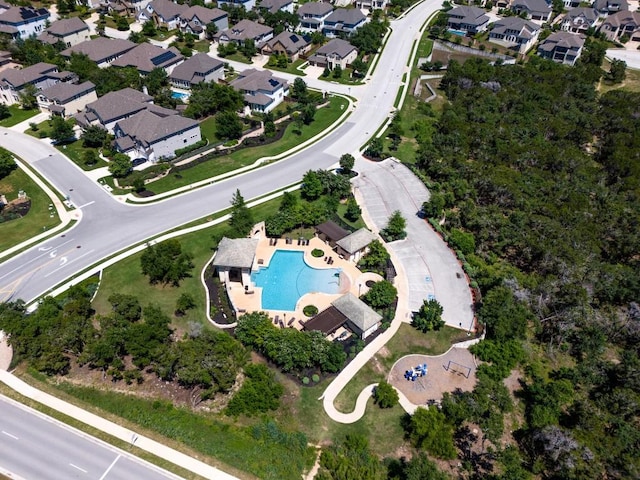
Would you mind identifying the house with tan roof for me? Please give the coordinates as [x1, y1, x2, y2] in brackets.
[308, 38, 358, 70]
[0, 5, 49, 39]
[178, 6, 228, 39]
[38, 17, 90, 48]
[261, 32, 311, 61]
[113, 109, 201, 161]
[0, 63, 76, 106]
[323, 8, 367, 38]
[561, 7, 598, 34]
[214, 19, 274, 45]
[230, 68, 288, 113]
[61, 38, 137, 68]
[600, 10, 640, 40]
[537, 31, 586, 65]
[111, 43, 184, 75]
[297, 2, 333, 33]
[489, 17, 541, 53]
[37, 81, 97, 118]
[169, 53, 224, 89]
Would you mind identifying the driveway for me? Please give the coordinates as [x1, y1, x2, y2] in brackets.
[353, 159, 475, 331]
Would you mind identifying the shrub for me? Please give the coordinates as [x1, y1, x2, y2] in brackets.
[311, 248, 324, 258]
[302, 377, 310, 385]
[312, 374, 320, 383]
[303, 305, 318, 317]
[373, 380, 399, 408]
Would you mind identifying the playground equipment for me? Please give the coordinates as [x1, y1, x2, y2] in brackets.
[404, 363, 428, 381]
[443, 360, 472, 379]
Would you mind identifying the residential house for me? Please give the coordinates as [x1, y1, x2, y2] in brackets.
[75, 87, 177, 133]
[108, 0, 153, 15]
[178, 6, 228, 39]
[600, 10, 640, 40]
[355, 0, 388, 11]
[61, 38, 137, 68]
[561, 7, 598, 33]
[335, 228, 377, 263]
[561, 0, 581, 8]
[510, 0, 552, 22]
[38, 18, 90, 48]
[213, 19, 274, 45]
[230, 68, 288, 113]
[593, 0, 628, 17]
[322, 8, 367, 38]
[257, 0, 295, 14]
[304, 293, 382, 340]
[139, 0, 187, 29]
[446, 6, 490, 34]
[216, 0, 256, 12]
[111, 43, 184, 75]
[169, 53, 224, 89]
[0, 63, 76, 106]
[261, 31, 311, 61]
[297, 2, 333, 33]
[37, 81, 97, 117]
[489, 17, 541, 53]
[0, 6, 50, 39]
[537, 31, 586, 65]
[212, 237, 259, 287]
[113, 109, 201, 161]
[308, 38, 358, 69]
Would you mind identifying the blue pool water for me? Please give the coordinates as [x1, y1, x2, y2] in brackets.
[251, 250, 342, 311]
[448, 28, 467, 37]
[171, 91, 190, 100]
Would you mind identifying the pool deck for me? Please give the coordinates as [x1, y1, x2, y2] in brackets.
[228, 235, 383, 329]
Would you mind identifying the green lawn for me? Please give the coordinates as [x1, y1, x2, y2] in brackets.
[0, 166, 60, 255]
[57, 141, 108, 171]
[265, 57, 308, 76]
[199, 116, 218, 142]
[0, 106, 39, 128]
[223, 53, 252, 64]
[319, 68, 364, 86]
[336, 201, 366, 230]
[25, 119, 52, 139]
[145, 96, 349, 194]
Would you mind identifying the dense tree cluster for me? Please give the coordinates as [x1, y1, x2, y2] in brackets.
[183, 82, 244, 119]
[225, 363, 284, 416]
[0, 147, 17, 181]
[140, 239, 194, 286]
[235, 312, 346, 373]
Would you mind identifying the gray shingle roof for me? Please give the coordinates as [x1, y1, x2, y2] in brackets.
[259, 0, 293, 13]
[490, 17, 539, 39]
[336, 228, 376, 254]
[43, 17, 89, 36]
[538, 31, 586, 52]
[115, 110, 199, 145]
[332, 293, 382, 333]
[61, 38, 136, 63]
[148, 0, 187, 21]
[0, 6, 49, 24]
[180, 5, 227, 24]
[0, 62, 58, 88]
[324, 8, 366, 25]
[314, 38, 357, 58]
[212, 237, 259, 269]
[447, 6, 490, 26]
[512, 0, 551, 14]
[169, 53, 223, 84]
[214, 19, 273, 43]
[263, 31, 310, 55]
[111, 43, 183, 74]
[82, 87, 158, 124]
[39, 81, 95, 104]
[297, 2, 333, 17]
[564, 7, 598, 23]
[230, 68, 287, 94]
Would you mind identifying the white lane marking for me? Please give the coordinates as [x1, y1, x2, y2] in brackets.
[38, 246, 52, 252]
[76, 201, 95, 210]
[98, 454, 121, 480]
[44, 249, 95, 278]
[0, 238, 75, 281]
[1, 430, 18, 440]
[49, 250, 57, 258]
[69, 463, 88, 473]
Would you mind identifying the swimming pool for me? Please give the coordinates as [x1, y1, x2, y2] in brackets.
[171, 90, 190, 100]
[448, 28, 467, 37]
[251, 250, 342, 311]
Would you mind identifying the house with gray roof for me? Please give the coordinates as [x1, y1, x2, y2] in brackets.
[261, 31, 311, 61]
[38, 17, 90, 48]
[333, 293, 382, 339]
[138, 0, 187, 29]
[111, 43, 184, 75]
[537, 31, 586, 65]
[212, 237, 259, 286]
[258, 0, 295, 14]
[214, 19, 274, 45]
[511, 0, 552, 22]
[75, 87, 178, 133]
[0, 63, 76, 106]
[593, 0, 628, 17]
[356, 0, 389, 11]
[561, 7, 598, 33]
[61, 38, 137, 68]
[308, 38, 358, 70]
[446, 6, 490, 34]
[37, 81, 97, 118]
[297, 2, 333, 33]
[108, 0, 152, 15]
[336, 228, 377, 263]
[0, 6, 49, 39]
[323, 8, 367, 38]
[600, 10, 640, 40]
[178, 6, 228, 39]
[230, 68, 288, 113]
[217, 0, 256, 12]
[489, 17, 540, 53]
[114, 109, 201, 162]
[169, 53, 224, 89]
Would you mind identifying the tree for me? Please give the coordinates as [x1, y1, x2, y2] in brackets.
[0, 147, 17, 180]
[332, 64, 343, 79]
[351, 58, 367, 78]
[83, 149, 99, 167]
[345, 197, 361, 222]
[141, 20, 157, 37]
[50, 116, 75, 144]
[406, 407, 457, 459]
[373, 380, 399, 408]
[358, 240, 390, 273]
[0, 104, 10, 120]
[301, 103, 316, 125]
[291, 77, 308, 103]
[411, 299, 445, 332]
[128, 31, 145, 43]
[318, 434, 386, 480]
[144, 67, 168, 96]
[140, 239, 194, 286]
[229, 189, 254, 238]
[607, 59, 626, 84]
[339, 153, 355, 173]
[225, 363, 284, 416]
[365, 136, 384, 159]
[205, 22, 218, 40]
[362, 280, 397, 309]
[380, 210, 406, 241]
[479, 286, 530, 342]
[18, 83, 38, 110]
[215, 111, 243, 140]
[239, 39, 256, 59]
[175, 293, 196, 316]
[301, 170, 324, 200]
[81, 125, 108, 148]
[108, 153, 132, 178]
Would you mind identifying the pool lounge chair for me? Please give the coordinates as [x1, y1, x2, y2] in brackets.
[273, 315, 280, 325]
[287, 317, 295, 326]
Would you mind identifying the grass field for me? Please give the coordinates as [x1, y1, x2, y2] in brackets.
[599, 59, 640, 93]
[0, 166, 60, 255]
[145, 96, 348, 194]
[57, 141, 108, 171]
[0, 106, 38, 128]
[265, 57, 308, 76]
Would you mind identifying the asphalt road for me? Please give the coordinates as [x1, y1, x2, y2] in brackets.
[0, 1, 441, 305]
[0, 396, 179, 480]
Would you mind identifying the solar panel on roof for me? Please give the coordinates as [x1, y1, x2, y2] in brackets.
[289, 34, 299, 42]
[151, 51, 176, 66]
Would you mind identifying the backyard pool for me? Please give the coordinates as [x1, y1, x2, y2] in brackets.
[171, 90, 190, 100]
[448, 29, 467, 37]
[251, 250, 342, 311]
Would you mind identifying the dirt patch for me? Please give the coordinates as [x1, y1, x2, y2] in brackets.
[0, 198, 30, 223]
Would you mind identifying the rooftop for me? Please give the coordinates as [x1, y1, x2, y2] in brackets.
[61, 38, 136, 63]
[39, 81, 95, 104]
[332, 293, 382, 332]
[111, 43, 183, 74]
[212, 237, 259, 269]
[336, 228, 377, 254]
[170, 53, 223, 84]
